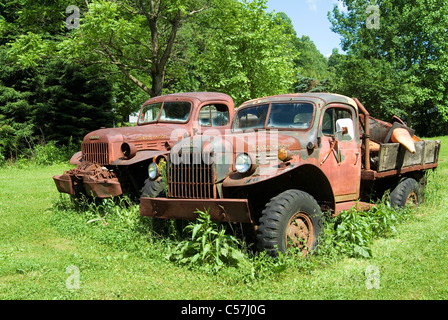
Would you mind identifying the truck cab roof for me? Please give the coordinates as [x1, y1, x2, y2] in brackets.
[238, 92, 358, 112]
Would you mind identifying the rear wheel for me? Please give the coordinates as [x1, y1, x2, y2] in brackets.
[256, 190, 323, 256]
[389, 177, 421, 208]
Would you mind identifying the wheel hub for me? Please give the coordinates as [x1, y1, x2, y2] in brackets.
[286, 212, 315, 254]
[406, 191, 418, 206]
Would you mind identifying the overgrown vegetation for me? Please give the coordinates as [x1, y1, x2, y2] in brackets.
[166, 209, 248, 271]
[1, 147, 446, 299]
[0, 139, 79, 167]
[48, 179, 432, 280]
[317, 200, 413, 259]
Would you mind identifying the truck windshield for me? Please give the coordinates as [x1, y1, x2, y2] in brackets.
[267, 103, 314, 129]
[138, 101, 192, 124]
[233, 102, 314, 131]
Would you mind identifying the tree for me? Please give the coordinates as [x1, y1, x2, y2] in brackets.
[328, 0, 448, 135]
[0, 1, 116, 158]
[272, 14, 331, 94]
[39, 60, 115, 145]
[295, 35, 330, 81]
[195, 0, 297, 105]
[58, 0, 210, 98]
[5, 0, 300, 106]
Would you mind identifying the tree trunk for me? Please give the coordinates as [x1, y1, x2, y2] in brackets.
[406, 107, 413, 128]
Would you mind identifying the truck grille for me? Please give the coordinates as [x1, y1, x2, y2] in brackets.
[82, 142, 109, 165]
[168, 153, 217, 199]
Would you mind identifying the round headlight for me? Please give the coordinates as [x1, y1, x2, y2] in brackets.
[121, 142, 137, 159]
[148, 162, 159, 180]
[235, 153, 252, 174]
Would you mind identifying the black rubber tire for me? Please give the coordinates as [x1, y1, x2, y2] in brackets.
[141, 177, 166, 198]
[389, 177, 421, 208]
[256, 189, 323, 256]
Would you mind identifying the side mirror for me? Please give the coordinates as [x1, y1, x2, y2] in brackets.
[336, 118, 355, 141]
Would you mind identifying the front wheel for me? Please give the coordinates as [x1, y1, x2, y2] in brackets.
[256, 190, 323, 257]
[141, 177, 166, 198]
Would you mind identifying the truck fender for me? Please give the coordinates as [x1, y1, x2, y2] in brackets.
[223, 163, 335, 211]
[288, 164, 335, 210]
[69, 151, 83, 165]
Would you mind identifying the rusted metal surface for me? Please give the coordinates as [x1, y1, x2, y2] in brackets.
[53, 173, 75, 195]
[361, 162, 439, 180]
[83, 179, 122, 198]
[69, 151, 83, 165]
[111, 150, 168, 166]
[147, 93, 364, 224]
[353, 98, 371, 171]
[82, 142, 109, 165]
[168, 153, 217, 199]
[140, 197, 252, 223]
[318, 134, 361, 200]
[53, 162, 122, 198]
[285, 211, 314, 255]
[334, 201, 376, 215]
[78, 92, 235, 166]
[136, 92, 441, 259]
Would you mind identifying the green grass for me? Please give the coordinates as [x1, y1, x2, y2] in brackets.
[0, 136, 447, 300]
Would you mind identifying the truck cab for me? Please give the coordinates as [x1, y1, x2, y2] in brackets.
[140, 93, 441, 256]
[53, 92, 235, 200]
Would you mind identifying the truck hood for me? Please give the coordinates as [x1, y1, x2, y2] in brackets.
[169, 130, 320, 183]
[83, 125, 177, 144]
[170, 130, 309, 161]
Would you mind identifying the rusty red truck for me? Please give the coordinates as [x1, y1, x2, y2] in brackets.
[140, 93, 440, 256]
[53, 92, 235, 200]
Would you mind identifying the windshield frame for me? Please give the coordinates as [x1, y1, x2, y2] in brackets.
[138, 100, 193, 125]
[232, 101, 316, 132]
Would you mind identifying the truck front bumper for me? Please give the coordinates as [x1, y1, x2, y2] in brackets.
[140, 197, 252, 223]
[53, 163, 122, 199]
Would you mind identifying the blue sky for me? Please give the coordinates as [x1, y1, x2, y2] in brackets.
[266, 0, 347, 57]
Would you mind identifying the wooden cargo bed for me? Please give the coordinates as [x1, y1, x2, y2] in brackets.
[361, 140, 441, 180]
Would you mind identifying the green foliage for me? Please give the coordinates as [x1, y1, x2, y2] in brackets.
[294, 35, 331, 81]
[424, 169, 444, 207]
[167, 209, 248, 271]
[317, 200, 412, 259]
[329, 0, 448, 136]
[32, 140, 79, 166]
[158, 158, 169, 196]
[52, 195, 163, 255]
[179, 0, 298, 105]
[38, 59, 116, 146]
[0, 52, 115, 160]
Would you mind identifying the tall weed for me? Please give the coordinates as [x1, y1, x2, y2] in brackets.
[424, 169, 444, 206]
[2, 138, 80, 167]
[317, 199, 412, 259]
[166, 209, 248, 272]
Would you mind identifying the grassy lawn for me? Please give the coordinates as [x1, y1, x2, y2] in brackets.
[0, 137, 447, 300]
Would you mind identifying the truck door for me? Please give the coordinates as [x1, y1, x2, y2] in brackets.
[319, 105, 361, 202]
